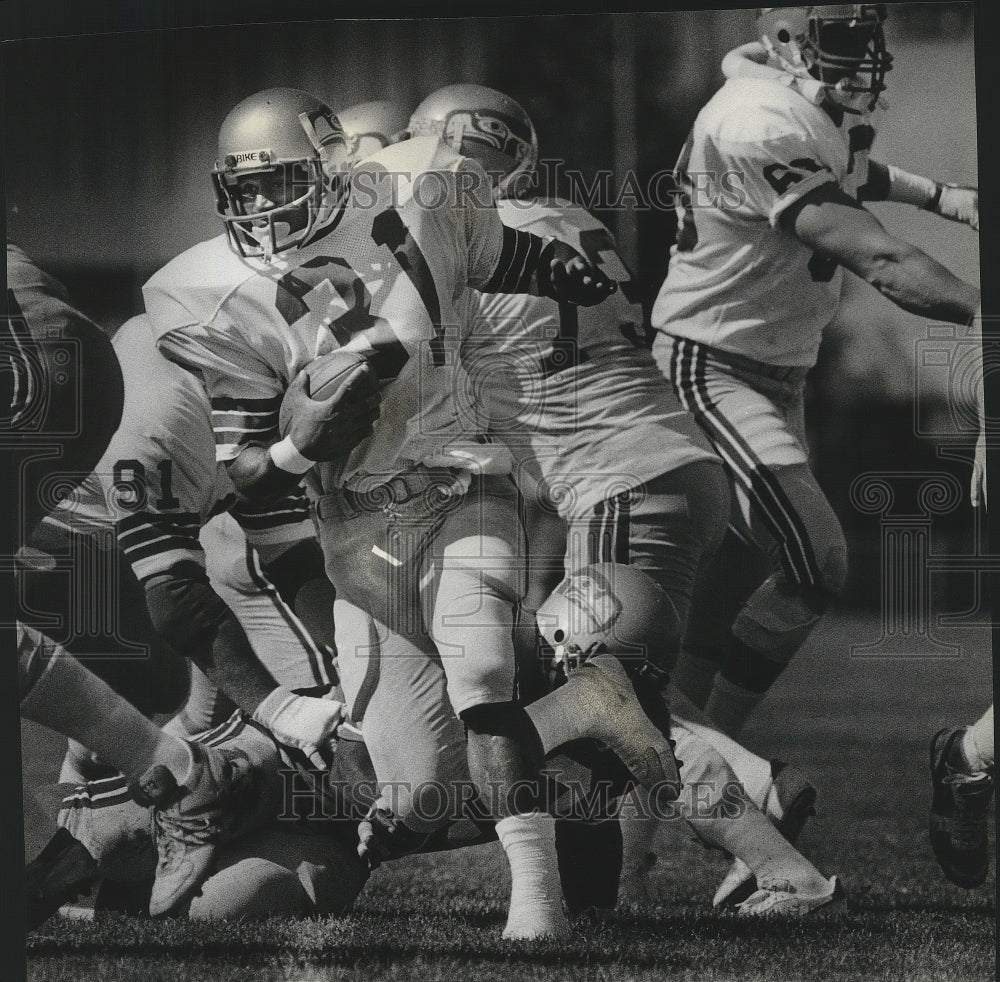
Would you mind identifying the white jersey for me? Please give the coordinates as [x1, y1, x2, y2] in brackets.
[144, 137, 542, 491]
[465, 198, 716, 519]
[651, 76, 878, 367]
[51, 316, 313, 581]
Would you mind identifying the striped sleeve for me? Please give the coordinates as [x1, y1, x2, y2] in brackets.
[116, 510, 204, 581]
[210, 393, 282, 460]
[155, 326, 284, 462]
[477, 226, 547, 295]
[229, 489, 315, 548]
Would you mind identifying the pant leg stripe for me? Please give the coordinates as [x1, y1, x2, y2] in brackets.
[245, 544, 330, 687]
[684, 341, 821, 587]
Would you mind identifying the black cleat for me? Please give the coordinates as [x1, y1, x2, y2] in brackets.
[25, 828, 100, 931]
[930, 727, 995, 888]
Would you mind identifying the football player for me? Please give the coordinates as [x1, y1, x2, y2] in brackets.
[25, 313, 341, 747]
[144, 87, 692, 939]
[7, 245, 275, 927]
[410, 83, 840, 916]
[335, 99, 411, 161]
[39, 564, 836, 922]
[929, 307, 994, 888]
[651, 5, 981, 737]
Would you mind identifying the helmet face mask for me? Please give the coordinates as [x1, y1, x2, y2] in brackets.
[212, 89, 350, 261]
[758, 5, 892, 112]
[408, 84, 539, 199]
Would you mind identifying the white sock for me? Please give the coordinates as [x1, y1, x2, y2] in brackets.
[704, 674, 766, 739]
[964, 704, 995, 772]
[671, 688, 773, 808]
[495, 813, 571, 939]
[20, 640, 193, 786]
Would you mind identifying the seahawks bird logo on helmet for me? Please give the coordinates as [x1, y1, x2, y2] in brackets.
[408, 84, 539, 199]
[536, 563, 680, 670]
[212, 87, 350, 261]
[758, 5, 893, 112]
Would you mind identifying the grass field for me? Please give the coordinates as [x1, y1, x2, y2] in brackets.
[21, 611, 996, 982]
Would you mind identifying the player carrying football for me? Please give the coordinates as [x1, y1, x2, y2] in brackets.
[144, 87, 693, 939]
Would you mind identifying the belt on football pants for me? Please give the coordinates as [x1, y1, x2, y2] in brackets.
[311, 465, 472, 522]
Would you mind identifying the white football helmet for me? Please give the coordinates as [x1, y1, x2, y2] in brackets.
[408, 83, 538, 199]
[536, 563, 680, 668]
[336, 100, 412, 164]
[212, 87, 350, 260]
[757, 5, 892, 112]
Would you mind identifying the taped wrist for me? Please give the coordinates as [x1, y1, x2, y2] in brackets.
[269, 435, 313, 475]
[886, 165, 939, 209]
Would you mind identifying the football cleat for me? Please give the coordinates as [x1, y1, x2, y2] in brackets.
[563, 653, 683, 802]
[25, 828, 100, 931]
[132, 743, 258, 916]
[929, 726, 995, 888]
[736, 875, 844, 918]
[714, 759, 818, 908]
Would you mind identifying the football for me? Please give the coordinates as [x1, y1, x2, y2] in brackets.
[278, 348, 372, 438]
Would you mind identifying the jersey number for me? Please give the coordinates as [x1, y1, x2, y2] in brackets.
[273, 208, 445, 380]
[112, 459, 179, 512]
[762, 157, 828, 197]
[762, 158, 841, 284]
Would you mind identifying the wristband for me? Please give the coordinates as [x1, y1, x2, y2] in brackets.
[886, 165, 939, 209]
[269, 435, 313, 475]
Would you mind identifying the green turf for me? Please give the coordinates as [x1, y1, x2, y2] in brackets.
[22, 613, 997, 981]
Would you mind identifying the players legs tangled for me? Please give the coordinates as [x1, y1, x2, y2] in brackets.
[10, 4, 990, 942]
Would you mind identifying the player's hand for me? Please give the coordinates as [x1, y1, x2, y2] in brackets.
[934, 185, 978, 231]
[283, 363, 380, 462]
[542, 243, 617, 307]
[357, 802, 430, 871]
[971, 426, 987, 510]
[357, 804, 398, 870]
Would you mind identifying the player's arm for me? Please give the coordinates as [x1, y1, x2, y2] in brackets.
[780, 182, 980, 324]
[142, 559, 344, 759]
[860, 160, 978, 229]
[156, 325, 377, 500]
[457, 159, 616, 306]
[227, 363, 378, 500]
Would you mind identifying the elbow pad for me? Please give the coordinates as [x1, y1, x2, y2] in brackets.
[144, 562, 233, 654]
